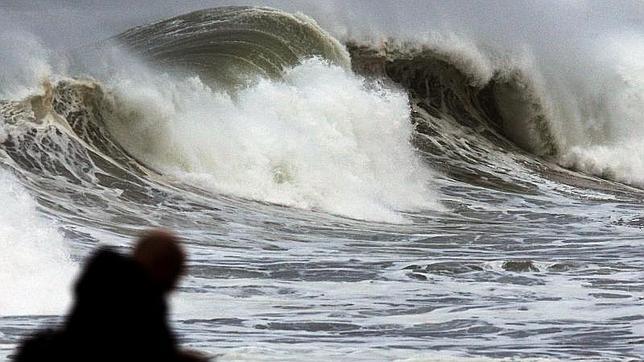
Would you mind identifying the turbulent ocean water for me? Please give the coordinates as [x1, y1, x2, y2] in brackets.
[2, 4, 644, 361]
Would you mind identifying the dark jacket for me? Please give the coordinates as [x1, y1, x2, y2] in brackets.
[16, 247, 180, 362]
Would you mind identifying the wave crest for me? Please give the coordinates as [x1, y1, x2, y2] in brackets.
[114, 7, 351, 88]
[347, 40, 559, 157]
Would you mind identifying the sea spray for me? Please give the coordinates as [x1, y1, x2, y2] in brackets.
[0, 30, 53, 100]
[0, 170, 76, 315]
[102, 58, 437, 222]
[559, 34, 644, 186]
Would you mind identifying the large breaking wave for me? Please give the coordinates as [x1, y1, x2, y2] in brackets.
[1, 7, 438, 223]
[2, 5, 644, 228]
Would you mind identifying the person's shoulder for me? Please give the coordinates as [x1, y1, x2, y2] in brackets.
[13, 329, 64, 361]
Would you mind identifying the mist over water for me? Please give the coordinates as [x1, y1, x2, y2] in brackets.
[2, 2, 644, 361]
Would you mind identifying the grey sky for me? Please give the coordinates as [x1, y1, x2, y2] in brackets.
[2, 1, 643, 51]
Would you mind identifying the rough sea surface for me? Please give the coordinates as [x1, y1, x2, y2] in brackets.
[1, 6, 644, 361]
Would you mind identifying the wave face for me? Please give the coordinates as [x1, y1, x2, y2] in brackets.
[2, 5, 644, 361]
[348, 42, 559, 159]
[114, 7, 351, 87]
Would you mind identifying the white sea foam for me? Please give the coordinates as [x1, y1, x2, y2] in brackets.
[103, 58, 437, 222]
[0, 170, 76, 316]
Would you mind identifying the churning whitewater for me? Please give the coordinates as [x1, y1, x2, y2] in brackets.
[2, 4, 644, 361]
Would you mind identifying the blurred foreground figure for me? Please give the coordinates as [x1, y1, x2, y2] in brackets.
[15, 229, 207, 362]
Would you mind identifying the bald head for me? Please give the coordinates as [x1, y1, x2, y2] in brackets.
[133, 229, 186, 293]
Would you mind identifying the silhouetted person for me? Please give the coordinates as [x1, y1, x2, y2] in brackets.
[15, 229, 207, 362]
